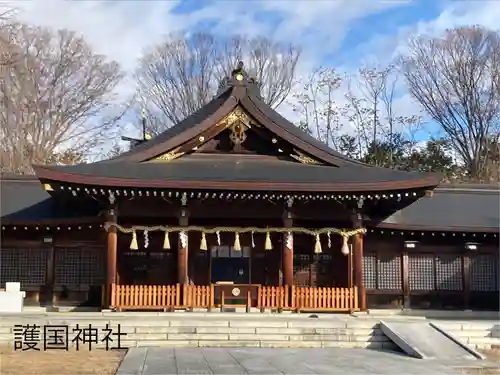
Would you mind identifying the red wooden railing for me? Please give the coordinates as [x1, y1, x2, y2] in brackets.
[110, 284, 359, 312]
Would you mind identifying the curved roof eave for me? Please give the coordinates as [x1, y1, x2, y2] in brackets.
[32, 164, 440, 192]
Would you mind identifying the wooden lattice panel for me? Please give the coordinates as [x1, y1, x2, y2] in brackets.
[435, 255, 462, 291]
[470, 254, 498, 292]
[377, 254, 402, 290]
[0, 248, 18, 287]
[293, 254, 310, 287]
[80, 247, 105, 285]
[362, 253, 377, 289]
[55, 248, 81, 285]
[0, 248, 47, 288]
[409, 254, 434, 291]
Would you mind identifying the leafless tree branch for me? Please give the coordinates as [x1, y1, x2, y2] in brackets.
[401, 25, 500, 180]
[0, 23, 124, 174]
[135, 32, 301, 134]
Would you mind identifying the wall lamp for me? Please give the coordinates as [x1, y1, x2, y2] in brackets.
[404, 240, 418, 249]
[465, 242, 479, 251]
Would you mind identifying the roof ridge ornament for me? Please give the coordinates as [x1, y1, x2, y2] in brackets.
[217, 61, 262, 97]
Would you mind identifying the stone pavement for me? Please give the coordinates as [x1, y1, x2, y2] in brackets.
[116, 347, 487, 375]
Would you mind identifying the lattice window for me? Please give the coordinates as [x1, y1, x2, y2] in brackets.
[363, 253, 376, 289]
[293, 254, 311, 287]
[0, 249, 18, 287]
[0, 248, 47, 288]
[377, 254, 402, 290]
[409, 254, 435, 291]
[80, 248, 105, 285]
[21, 249, 47, 287]
[55, 248, 81, 285]
[470, 254, 498, 292]
[436, 255, 462, 291]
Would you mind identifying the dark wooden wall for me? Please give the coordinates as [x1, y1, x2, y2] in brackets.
[363, 234, 499, 311]
[1, 228, 106, 307]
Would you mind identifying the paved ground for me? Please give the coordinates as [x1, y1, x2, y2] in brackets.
[116, 347, 490, 375]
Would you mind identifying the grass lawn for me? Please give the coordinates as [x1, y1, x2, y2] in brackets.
[0, 345, 126, 375]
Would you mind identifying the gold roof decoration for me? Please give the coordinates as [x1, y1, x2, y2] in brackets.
[152, 147, 185, 162]
[290, 149, 322, 165]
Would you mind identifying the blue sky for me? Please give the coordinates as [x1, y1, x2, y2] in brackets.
[9, 0, 500, 148]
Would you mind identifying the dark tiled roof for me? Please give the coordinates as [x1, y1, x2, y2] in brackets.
[0, 176, 99, 224]
[107, 89, 233, 162]
[35, 154, 435, 190]
[380, 184, 500, 231]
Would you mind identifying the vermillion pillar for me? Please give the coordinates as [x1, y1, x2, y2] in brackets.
[106, 208, 118, 308]
[282, 200, 294, 287]
[352, 212, 366, 311]
[177, 211, 189, 284]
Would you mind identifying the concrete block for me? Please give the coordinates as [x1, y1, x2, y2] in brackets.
[0, 327, 12, 334]
[125, 333, 168, 340]
[167, 333, 229, 340]
[260, 340, 322, 348]
[287, 320, 344, 328]
[229, 334, 289, 341]
[449, 330, 491, 338]
[461, 322, 498, 331]
[255, 327, 314, 334]
[135, 327, 196, 334]
[196, 327, 254, 334]
[198, 340, 260, 348]
[468, 337, 500, 345]
[349, 335, 389, 342]
[344, 321, 379, 329]
[230, 320, 287, 328]
[170, 320, 229, 327]
[313, 328, 349, 335]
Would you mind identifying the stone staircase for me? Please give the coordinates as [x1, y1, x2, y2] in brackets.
[0, 313, 498, 350]
[0, 313, 395, 350]
[430, 321, 500, 350]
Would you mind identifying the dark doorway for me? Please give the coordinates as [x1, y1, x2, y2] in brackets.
[210, 246, 250, 284]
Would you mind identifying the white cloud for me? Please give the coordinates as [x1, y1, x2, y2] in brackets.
[6, 0, 500, 152]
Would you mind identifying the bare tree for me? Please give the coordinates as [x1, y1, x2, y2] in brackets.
[290, 67, 342, 147]
[0, 23, 124, 174]
[401, 26, 500, 181]
[135, 33, 301, 134]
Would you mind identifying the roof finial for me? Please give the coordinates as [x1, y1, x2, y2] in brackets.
[232, 61, 245, 81]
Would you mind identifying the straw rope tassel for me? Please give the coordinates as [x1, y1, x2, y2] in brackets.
[233, 232, 241, 251]
[341, 236, 350, 255]
[130, 231, 139, 250]
[162, 231, 170, 250]
[200, 232, 207, 251]
[314, 234, 322, 254]
[264, 232, 272, 250]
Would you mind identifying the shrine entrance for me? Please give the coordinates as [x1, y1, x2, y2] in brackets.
[210, 245, 250, 284]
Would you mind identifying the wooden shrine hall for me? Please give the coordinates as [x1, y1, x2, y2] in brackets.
[1, 63, 499, 312]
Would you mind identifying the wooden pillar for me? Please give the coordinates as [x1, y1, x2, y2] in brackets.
[462, 254, 471, 310]
[352, 213, 367, 311]
[44, 235, 55, 306]
[177, 212, 189, 285]
[282, 216, 294, 287]
[106, 209, 118, 308]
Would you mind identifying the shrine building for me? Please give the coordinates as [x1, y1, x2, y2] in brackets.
[1, 64, 498, 312]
